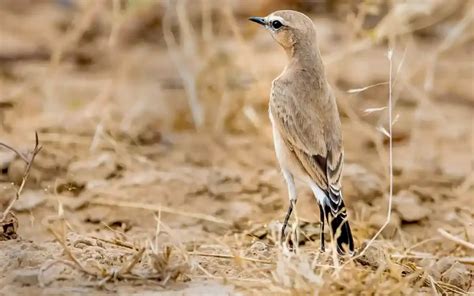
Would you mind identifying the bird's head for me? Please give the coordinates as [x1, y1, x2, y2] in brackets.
[249, 10, 316, 52]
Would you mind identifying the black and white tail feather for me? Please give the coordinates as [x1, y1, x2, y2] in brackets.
[320, 153, 354, 255]
[323, 190, 354, 255]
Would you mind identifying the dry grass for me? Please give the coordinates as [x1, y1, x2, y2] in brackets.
[0, 0, 472, 295]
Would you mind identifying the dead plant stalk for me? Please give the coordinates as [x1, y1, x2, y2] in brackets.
[0, 132, 42, 222]
[349, 48, 395, 263]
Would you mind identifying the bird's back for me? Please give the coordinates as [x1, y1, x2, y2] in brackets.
[270, 66, 342, 157]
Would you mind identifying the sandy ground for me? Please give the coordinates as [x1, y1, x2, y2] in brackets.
[0, 1, 473, 295]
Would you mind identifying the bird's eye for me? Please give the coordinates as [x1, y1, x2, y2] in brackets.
[272, 20, 283, 29]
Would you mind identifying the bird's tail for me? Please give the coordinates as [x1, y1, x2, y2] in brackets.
[324, 200, 354, 255]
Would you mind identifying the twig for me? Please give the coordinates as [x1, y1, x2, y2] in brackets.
[437, 228, 474, 250]
[346, 48, 396, 265]
[90, 197, 232, 226]
[0, 132, 42, 222]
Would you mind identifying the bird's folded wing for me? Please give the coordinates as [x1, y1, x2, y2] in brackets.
[270, 93, 345, 212]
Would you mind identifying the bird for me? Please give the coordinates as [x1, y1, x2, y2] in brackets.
[249, 10, 354, 255]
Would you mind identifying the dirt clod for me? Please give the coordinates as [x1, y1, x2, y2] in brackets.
[344, 164, 384, 202]
[426, 257, 472, 291]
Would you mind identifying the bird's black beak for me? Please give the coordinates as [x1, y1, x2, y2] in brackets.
[248, 16, 266, 26]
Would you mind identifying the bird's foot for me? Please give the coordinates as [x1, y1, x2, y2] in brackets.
[280, 224, 298, 252]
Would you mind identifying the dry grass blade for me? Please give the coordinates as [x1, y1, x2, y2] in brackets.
[90, 197, 232, 226]
[347, 82, 388, 94]
[189, 251, 274, 265]
[348, 48, 396, 264]
[437, 228, 474, 250]
[0, 132, 42, 223]
[364, 106, 388, 114]
[90, 236, 138, 250]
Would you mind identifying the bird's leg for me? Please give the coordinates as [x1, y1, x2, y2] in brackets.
[281, 199, 295, 244]
[292, 199, 300, 250]
[281, 170, 297, 245]
[319, 203, 325, 252]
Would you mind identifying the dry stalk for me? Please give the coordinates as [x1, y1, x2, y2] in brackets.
[437, 228, 474, 250]
[90, 197, 232, 226]
[90, 236, 138, 250]
[0, 132, 42, 223]
[189, 251, 273, 265]
[348, 47, 395, 265]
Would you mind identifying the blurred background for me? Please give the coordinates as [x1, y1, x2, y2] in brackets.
[0, 0, 472, 294]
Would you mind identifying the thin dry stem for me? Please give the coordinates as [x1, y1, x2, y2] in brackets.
[347, 48, 395, 264]
[189, 251, 273, 265]
[90, 197, 232, 226]
[0, 132, 42, 222]
[437, 228, 474, 250]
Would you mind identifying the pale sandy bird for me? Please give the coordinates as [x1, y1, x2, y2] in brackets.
[249, 10, 354, 254]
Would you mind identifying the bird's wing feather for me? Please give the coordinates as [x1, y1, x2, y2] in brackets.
[271, 85, 344, 213]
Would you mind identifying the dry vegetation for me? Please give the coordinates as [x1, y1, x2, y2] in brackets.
[0, 0, 473, 295]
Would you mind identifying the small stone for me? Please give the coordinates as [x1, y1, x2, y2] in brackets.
[355, 240, 387, 268]
[393, 190, 431, 222]
[428, 257, 471, 291]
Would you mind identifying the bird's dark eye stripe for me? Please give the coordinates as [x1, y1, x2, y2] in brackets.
[272, 20, 283, 29]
